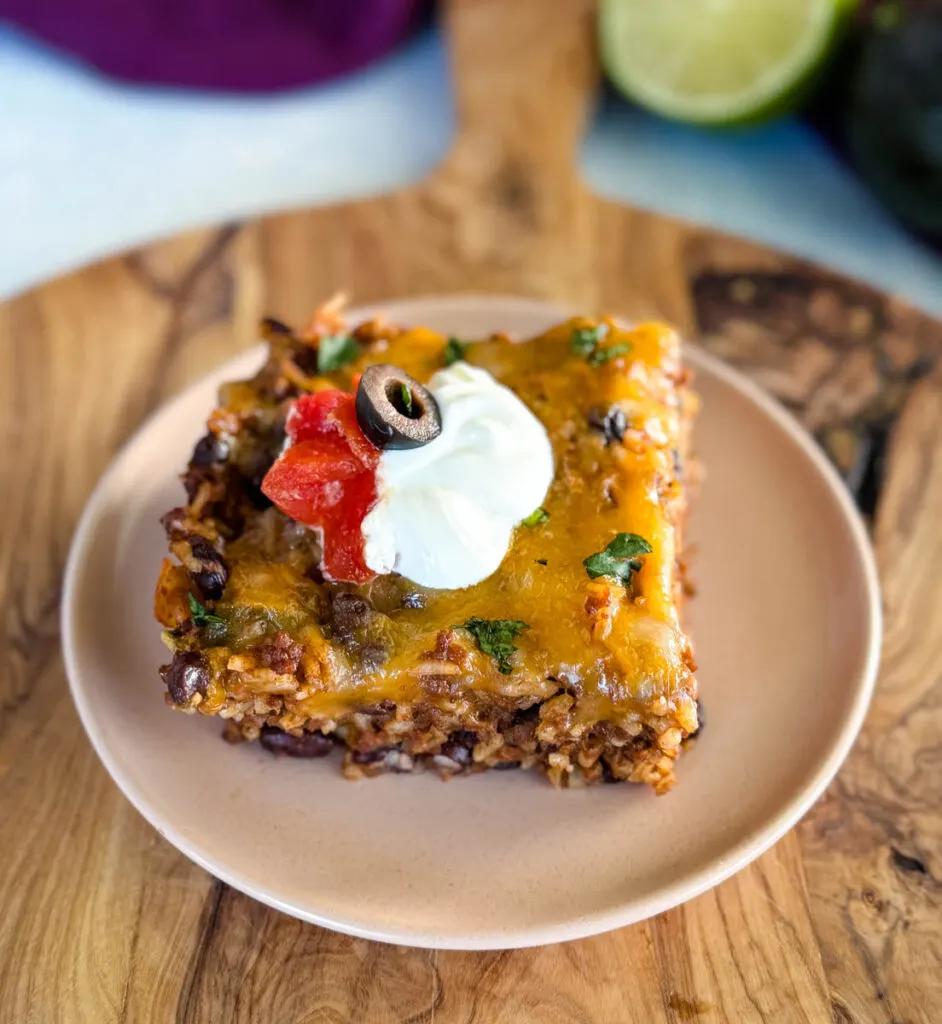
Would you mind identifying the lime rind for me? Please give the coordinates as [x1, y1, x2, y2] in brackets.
[599, 0, 855, 127]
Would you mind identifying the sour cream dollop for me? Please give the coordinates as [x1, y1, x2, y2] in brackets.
[361, 362, 554, 589]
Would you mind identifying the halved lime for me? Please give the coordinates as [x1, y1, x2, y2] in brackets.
[599, 0, 856, 126]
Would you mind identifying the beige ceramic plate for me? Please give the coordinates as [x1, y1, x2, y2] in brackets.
[63, 295, 881, 950]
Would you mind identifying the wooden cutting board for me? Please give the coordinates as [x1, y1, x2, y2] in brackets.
[1, 1, 940, 1020]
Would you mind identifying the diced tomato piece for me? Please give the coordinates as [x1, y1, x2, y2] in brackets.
[262, 390, 380, 583]
[317, 471, 377, 580]
[261, 444, 361, 521]
[329, 398, 379, 466]
[285, 390, 378, 465]
[285, 390, 348, 444]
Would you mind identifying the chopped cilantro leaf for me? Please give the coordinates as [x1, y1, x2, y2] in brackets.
[444, 336, 468, 366]
[456, 617, 529, 674]
[583, 533, 652, 586]
[187, 593, 225, 628]
[316, 333, 360, 373]
[522, 507, 549, 527]
[571, 324, 608, 356]
[399, 381, 413, 415]
[588, 342, 631, 366]
[570, 324, 630, 367]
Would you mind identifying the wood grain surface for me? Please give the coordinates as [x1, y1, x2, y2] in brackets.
[1, 1, 940, 1021]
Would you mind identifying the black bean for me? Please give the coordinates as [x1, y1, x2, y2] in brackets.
[348, 747, 413, 772]
[401, 591, 425, 610]
[259, 726, 333, 758]
[193, 569, 226, 600]
[188, 536, 229, 600]
[351, 747, 391, 765]
[192, 433, 230, 467]
[161, 651, 210, 705]
[588, 405, 627, 444]
[260, 316, 294, 337]
[291, 345, 321, 378]
[439, 731, 477, 768]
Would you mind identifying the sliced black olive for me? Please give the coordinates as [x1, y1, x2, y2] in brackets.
[355, 364, 442, 450]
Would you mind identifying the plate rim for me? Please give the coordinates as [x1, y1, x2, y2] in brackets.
[61, 293, 882, 949]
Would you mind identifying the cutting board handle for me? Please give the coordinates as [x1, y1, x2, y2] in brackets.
[442, 0, 597, 182]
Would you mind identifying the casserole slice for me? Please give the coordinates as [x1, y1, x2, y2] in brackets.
[155, 304, 699, 792]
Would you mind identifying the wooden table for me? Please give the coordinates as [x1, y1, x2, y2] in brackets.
[2, 2, 940, 1020]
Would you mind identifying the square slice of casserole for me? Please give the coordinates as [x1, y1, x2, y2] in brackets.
[155, 307, 699, 792]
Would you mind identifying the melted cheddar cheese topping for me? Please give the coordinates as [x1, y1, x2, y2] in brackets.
[205, 317, 697, 726]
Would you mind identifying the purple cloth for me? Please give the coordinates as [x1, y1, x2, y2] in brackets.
[1, 0, 423, 91]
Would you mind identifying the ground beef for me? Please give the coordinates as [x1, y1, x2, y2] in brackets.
[329, 592, 374, 638]
[359, 642, 388, 672]
[255, 631, 304, 675]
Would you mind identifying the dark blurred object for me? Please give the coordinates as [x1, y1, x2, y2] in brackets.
[807, 1, 942, 246]
[848, 4, 942, 242]
[0, 0, 424, 92]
